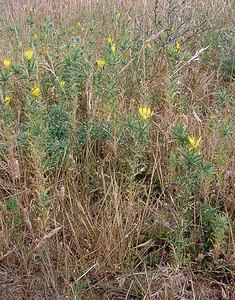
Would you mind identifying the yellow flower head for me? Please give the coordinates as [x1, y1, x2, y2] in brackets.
[77, 21, 81, 28]
[33, 34, 38, 41]
[175, 41, 181, 52]
[97, 58, 105, 69]
[210, 113, 216, 121]
[3, 59, 11, 68]
[145, 43, 152, 49]
[107, 36, 114, 45]
[24, 49, 34, 61]
[188, 135, 201, 151]
[111, 44, 116, 54]
[117, 12, 121, 18]
[28, 7, 34, 13]
[32, 86, 42, 98]
[139, 106, 154, 120]
[4, 95, 11, 104]
[60, 80, 65, 87]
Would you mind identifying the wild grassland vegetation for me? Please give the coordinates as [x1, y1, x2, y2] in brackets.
[0, 0, 234, 299]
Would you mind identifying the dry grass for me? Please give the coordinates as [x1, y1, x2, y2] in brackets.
[0, 0, 234, 299]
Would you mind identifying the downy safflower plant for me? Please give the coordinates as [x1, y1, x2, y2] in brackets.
[60, 80, 65, 87]
[111, 44, 116, 54]
[107, 36, 114, 45]
[97, 58, 105, 69]
[32, 86, 42, 98]
[24, 49, 34, 60]
[3, 59, 11, 68]
[145, 43, 152, 49]
[139, 106, 154, 120]
[188, 135, 202, 151]
[175, 41, 181, 52]
[4, 95, 11, 103]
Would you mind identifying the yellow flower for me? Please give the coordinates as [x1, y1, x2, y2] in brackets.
[117, 12, 121, 18]
[24, 49, 34, 61]
[210, 114, 216, 121]
[107, 36, 114, 45]
[60, 80, 65, 87]
[188, 135, 201, 151]
[77, 21, 81, 28]
[3, 59, 11, 68]
[111, 44, 116, 54]
[139, 106, 154, 120]
[33, 34, 38, 41]
[97, 58, 105, 69]
[175, 41, 180, 52]
[145, 43, 152, 49]
[28, 7, 33, 13]
[32, 86, 42, 98]
[4, 95, 11, 103]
